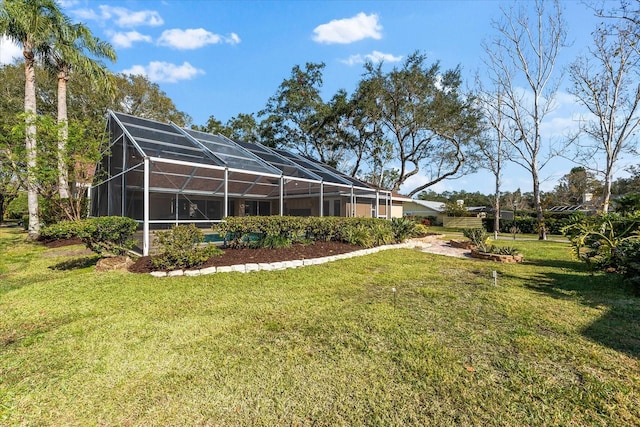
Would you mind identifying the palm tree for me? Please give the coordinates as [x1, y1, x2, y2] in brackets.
[0, 0, 64, 238]
[47, 21, 116, 200]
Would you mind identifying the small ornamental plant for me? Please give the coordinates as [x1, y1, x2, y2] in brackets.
[152, 224, 222, 270]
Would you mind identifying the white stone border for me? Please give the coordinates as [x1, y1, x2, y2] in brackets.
[149, 242, 418, 278]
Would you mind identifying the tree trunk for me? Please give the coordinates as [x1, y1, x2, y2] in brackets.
[494, 176, 500, 238]
[532, 170, 546, 240]
[602, 169, 613, 213]
[57, 69, 70, 199]
[24, 43, 40, 239]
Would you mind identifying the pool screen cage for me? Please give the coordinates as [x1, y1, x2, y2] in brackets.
[90, 111, 394, 255]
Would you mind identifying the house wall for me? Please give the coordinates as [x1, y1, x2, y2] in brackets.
[354, 201, 373, 217]
[285, 197, 319, 216]
[402, 201, 445, 224]
[390, 204, 403, 219]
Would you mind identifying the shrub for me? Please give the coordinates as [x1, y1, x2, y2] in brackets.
[40, 216, 138, 255]
[217, 216, 305, 248]
[152, 224, 222, 270]
[5, 193, 27, 220]
[462, 228, 489, 251]
[413, 223, 430, 237]
[562, 212, 640, 273]
[215, 216, 397, 248]
[391, 217, 418, 242]
[305, 216, 342, 242]
[612, 238, 640, 286]
[370, 221, 396, 246]
[254, 234, 293, 249]
[341, 224, 375, 248]
[483, 215, 576, 235]
[485, 245, 520, 256]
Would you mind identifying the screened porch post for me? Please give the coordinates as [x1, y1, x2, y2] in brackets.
[375, 190, 379, 218]
[319, 182, 324, 217]
[350, 185, 354, 217]
[279, 176, 284, 216]
[389, 192, 393, 219]
[223, 168, 229, 218]
[143, 157, 150, 256]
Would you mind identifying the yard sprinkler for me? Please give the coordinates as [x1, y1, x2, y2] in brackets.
[492, 270, 498, 286]
[392, 287, 397, 309]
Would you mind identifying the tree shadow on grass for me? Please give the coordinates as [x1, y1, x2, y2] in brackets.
[521, 268, 640, 359]
[49, 255, 99, 271]
[523, 257, 589, 271]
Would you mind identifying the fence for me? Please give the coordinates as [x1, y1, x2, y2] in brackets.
[442, 217, 483, 229]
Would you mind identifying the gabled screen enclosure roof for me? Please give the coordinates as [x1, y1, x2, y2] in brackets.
[112, 111, 222, 166]
[106, 110, 379, 192]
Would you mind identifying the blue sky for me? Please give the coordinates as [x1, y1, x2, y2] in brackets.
[1, 0, 631, 197]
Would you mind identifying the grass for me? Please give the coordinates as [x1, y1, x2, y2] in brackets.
[0, 227, 639, 425]
[429, 225, 568, 241]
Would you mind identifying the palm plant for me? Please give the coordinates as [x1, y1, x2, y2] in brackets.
[0, 0, 64, 237]
[46, 21, 116, 200]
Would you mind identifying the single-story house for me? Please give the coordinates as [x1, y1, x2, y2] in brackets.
[400, 199, 446, 225]
[90, 111, 403, 255]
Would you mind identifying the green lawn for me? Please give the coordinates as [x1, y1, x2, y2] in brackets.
[0, 227, 638, 425]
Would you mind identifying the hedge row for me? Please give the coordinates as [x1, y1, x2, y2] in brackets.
[482, 216, 578, 235]
[40, 216, 139, 255]
[215, 216, 419, 249]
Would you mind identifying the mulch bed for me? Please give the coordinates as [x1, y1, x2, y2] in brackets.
[41, 237, 84, 248]
[128, 241, 363, 274]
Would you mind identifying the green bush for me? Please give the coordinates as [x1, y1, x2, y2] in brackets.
[39, 220, 79, 241]
[485, 245, 520, 256]
[254, 234, 293, 249]
[612, 238, 640, 286]
[6, 193, 27, 220]
[40, 216, 139, 255]
[562, 212, 640, 273]
[216, 216, 397, 249]
[217, 216, 306, 248]
[391, 217, 418, 242]
[413, 223, 430, 236]
[463, 228, 489, 251]
[152, 224, 222, 270]
[305, 216, 342, 242]
[370, 221, 396, 245]
[483, 215, 577, 235]
[341, 224, 375, 248]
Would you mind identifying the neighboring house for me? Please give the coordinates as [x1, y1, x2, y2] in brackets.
[548, 193, 600, 215]
[90, 111, 402, 255]
[401, 199, 446, 225]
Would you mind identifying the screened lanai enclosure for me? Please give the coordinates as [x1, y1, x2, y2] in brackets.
[90, 111, 401, 255]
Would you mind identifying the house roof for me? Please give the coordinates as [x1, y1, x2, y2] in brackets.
[403, 199, 446, 212]
[106, 110, 381, 194]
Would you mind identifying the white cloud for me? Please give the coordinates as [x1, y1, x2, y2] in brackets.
[341, 50, 402, 66]
[72, 5, 163, 27]
[228, 32, 241, 45]
[540, 115, 581, 138]
[399, 173, 448, 196]
[109, 31, 152, 48]
[0, 36, 22, 65]
[158, 28, 240, 49]
[121, 61, 204, 83]
[57, 0, 80, 7]
[71, 8, 100, 21]
[100, 5, 164, 27]
[313, 12, 382, 44]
